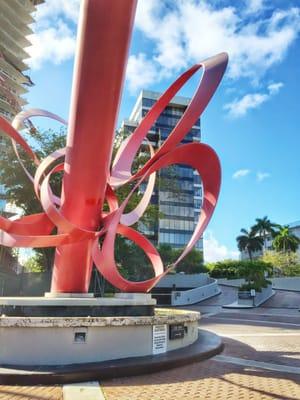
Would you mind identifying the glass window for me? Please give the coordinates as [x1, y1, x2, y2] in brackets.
[142, 98, 155, 107]
[194, 199, 202, 209]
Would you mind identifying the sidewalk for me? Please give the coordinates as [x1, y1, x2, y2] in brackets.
[0, 385, 62, 400]
[1, 309, 300, 399]
[102, 357, 300, 400]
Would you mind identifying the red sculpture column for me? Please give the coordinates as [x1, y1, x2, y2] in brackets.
[51, 0, 137, 293]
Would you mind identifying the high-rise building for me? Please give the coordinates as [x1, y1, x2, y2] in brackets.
[120, 90, 203, 252]
[0, 0, 44, 211]
[0, 0, 44, 121]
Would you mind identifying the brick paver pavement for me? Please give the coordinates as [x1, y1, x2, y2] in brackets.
[102, 310, 300, 400]
[102, 358, 300, 400]
[1, 305, 300, 400]
[0, 385, 62, 400]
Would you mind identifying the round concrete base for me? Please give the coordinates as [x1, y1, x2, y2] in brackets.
[0, 330, 223, 385]
[0, 308, 200, 366]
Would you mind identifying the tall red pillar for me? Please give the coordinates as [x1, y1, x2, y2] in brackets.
[51, 0, 137, 292]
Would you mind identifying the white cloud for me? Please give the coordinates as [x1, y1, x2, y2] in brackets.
[126, 54, 159, 94]
[245, 0, 266, 15]
[268, 82, 284, 95]
[257, 172, 271, 182]
[27, 0, 300, 88]
[34, 0, 80, 24]
[27, 21, 76, 69]
[224, 92, 268, 117]
[129, 1, 300, 92]
[232, 169, 251, 179]
[224, 81, 283, 117]
[27, 0, 80, 69]
[204, 231, 239, 262]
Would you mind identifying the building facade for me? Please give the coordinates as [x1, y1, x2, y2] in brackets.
[120, 90, 203, 252]
[0, 0, 44, 210]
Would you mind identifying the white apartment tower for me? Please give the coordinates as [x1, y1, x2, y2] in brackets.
[0, 0, 44, 121]
[0, 0, 44, 211]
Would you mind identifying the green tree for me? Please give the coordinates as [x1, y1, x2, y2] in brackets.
[261, 250, 299, 276]
[174, 248, 205, 274]
[251, 216, 279, 249]
[23, 253, 45, 273]
[0, 127, 66, 271]
[158, 244, 176, 266]
[236, 228, 264, 261]
[158, 244, 205, 274]
[207, 259, 272, 290]
[273, 226, 300, 253]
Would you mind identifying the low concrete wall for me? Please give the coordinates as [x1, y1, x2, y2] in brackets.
[223, 284, 274, 309]
[0, 309, 200, 366]
[171, 280, 221, 306]
[219, 277, 300, 292]
[217, 278, 245, 287]
[156, 273, 211, 288]
[238, 285, 273, 307]
[271, 277, 300, 292]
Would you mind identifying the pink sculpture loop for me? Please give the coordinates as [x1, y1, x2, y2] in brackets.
[0, 51, 227, 292]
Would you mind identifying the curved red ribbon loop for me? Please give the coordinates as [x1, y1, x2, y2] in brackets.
[93, 142, 221, 292]
[0, 52, 227, 292]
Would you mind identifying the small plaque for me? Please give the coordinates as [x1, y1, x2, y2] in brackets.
[169, 324, 185, 340]
[152, 324, 167, 354]
[74, 332, 86, 343]
[73, 327, 88, 343]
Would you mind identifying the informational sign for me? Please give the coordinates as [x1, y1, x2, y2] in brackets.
[152, 324, 167, 354]
[250, 289, 256, 297]
[169, 324, 185, 340]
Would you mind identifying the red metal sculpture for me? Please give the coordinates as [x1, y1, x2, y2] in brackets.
[0, 0, 228, 293]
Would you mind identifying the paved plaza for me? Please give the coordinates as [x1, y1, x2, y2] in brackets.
[0, 287, 299, 399]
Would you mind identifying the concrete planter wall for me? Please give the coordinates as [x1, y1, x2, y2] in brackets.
[237, 284, 273, 307]
[155, 273, 221, 306]
[217, 278, 245, 287]
[171, 279, 221, 306]
[156, 273, 212, 289]
[219, 277, 300, 292]
[271, 277, 300, 292]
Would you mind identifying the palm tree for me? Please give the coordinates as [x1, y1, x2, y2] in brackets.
[251, 216, 279, 250]
[236, 228, 264, 261]
[273, 226, 300, 253]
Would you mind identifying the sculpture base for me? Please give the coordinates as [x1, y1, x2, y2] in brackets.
[0, 308, 201, 367]
[0, 293, 156, 317]
[0, 330, 223, 385]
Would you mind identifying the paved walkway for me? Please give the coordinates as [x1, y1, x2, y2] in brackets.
[185, 285, 300, 314]
[103, 359, 300, 399]
[1, 297, 300, 399]
[102, 311, 300, 399]
[0, 385, 62, 399]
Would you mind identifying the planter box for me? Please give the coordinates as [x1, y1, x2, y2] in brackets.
[237, 284, 273, 307]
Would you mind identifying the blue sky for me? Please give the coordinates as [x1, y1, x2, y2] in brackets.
[25, 0, 300, 261]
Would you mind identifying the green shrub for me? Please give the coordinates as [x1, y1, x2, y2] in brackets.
[261, 251, 300, 275]
[239, 282, 262, 292]
[207, 259, 272, 282]
[239, 278, 272, 292]
[282, 264, 300, 277]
